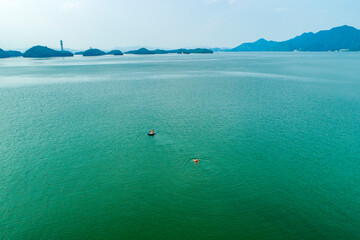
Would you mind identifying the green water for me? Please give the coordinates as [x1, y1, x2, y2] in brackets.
[0, 53, 359, 239]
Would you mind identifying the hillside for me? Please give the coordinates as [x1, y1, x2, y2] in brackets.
[232, 25, 360, 51]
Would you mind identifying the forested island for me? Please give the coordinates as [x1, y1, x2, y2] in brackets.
[108, 50, 123, 55]
[83, 48, 106, 56]
[0, 49, 23, 58]
[23, 46, 73, 58]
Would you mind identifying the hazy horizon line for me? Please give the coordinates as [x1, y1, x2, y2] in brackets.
[3, 24, 359, 53]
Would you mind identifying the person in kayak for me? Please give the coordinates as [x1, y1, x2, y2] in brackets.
[148, 129, 156, 136]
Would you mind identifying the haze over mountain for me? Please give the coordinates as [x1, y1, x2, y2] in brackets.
[231, 25, 360, 51]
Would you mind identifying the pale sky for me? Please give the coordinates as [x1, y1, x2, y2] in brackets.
[0, 0, 359, 50]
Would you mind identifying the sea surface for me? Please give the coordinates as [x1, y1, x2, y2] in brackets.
[0, 52, 359, 239]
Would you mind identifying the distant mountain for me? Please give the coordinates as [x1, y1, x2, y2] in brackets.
[0, 48, 10, 58]
[233, 38, 278, 51]
[6, 50, 23, 57]
[125, 48, 213, 55]
[23, 46, 73, 58]
[83, 48, 106, 56]
[107, 50, 123, 55]
[232, 25, 360, 51]
[211, 47, 231, 52]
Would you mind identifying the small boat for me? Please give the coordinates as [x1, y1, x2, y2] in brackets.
[148, 129, 156, 136]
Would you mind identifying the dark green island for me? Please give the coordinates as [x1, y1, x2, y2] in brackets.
[6, 50, 23, 57]
[107, 50, 123, 55]
[23, 46, 73, 58]
[83, 48, 106, 56]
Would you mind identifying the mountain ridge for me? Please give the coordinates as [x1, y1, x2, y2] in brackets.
[231, 25, 360, 52]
